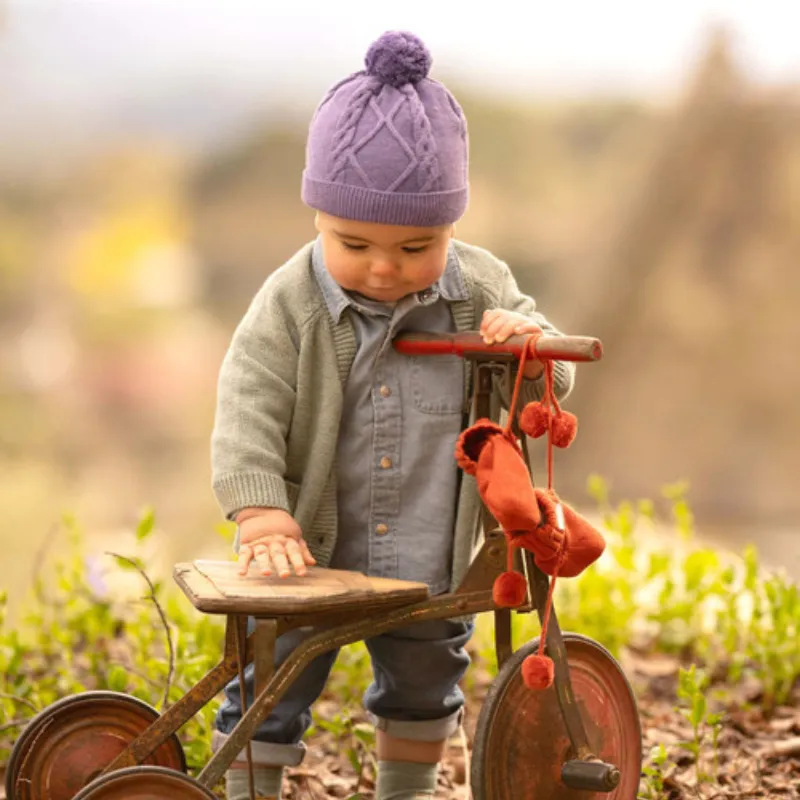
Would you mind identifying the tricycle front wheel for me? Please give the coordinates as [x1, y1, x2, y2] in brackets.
[471, 633, 642, 799]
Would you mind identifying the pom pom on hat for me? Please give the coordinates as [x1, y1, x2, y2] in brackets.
[365, 31, 433, 88]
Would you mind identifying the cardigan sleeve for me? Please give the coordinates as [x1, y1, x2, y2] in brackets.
[210, 279, 299, 520]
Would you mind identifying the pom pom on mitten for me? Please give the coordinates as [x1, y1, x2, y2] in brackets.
[522, 653, 555, 690]
[492, 570, 528, 608]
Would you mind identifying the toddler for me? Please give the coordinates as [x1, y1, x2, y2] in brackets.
[210, 30, 575, 800]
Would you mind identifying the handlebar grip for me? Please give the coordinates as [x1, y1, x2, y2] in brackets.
[392, 332, 603, 362]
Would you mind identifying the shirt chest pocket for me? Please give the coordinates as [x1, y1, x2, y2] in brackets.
[407, 354, 465, 415]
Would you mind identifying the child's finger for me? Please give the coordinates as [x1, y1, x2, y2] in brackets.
[480, 314, 500, 341]
[253, 543, 273, 576]
[483, 314, 512, 343]
[269, 542, 292, 578]
[481, 309, 502, 340]
[237, 544, 254, 575]
[300, 540, 317, 565]
[492, 318, 519, 343]
[284, 539, 308, 576]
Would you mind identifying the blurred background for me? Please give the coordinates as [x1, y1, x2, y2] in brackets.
[1, 0, 798, 614]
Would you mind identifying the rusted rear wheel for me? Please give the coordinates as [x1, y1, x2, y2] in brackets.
[74, 766, 217, 799]
[471, 633, 642, 799]
[5, 691, 185, 800]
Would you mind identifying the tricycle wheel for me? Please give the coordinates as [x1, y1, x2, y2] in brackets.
[5, 690, 186, 800]
[471, 633, 641, 799]
[73, 766, 217, 799]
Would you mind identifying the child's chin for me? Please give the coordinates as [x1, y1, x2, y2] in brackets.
[360, 286, 408, 302]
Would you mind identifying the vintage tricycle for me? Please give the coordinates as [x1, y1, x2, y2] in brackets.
[6, 331, 642, 799]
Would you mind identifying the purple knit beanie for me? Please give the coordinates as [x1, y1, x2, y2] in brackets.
[301, 31, 469, 227]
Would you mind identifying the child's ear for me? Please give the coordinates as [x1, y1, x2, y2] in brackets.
[314, 212, 322, 233]
[450, 224, 456, 239]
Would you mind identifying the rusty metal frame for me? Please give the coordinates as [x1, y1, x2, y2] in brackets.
[97, 351, 599, 791]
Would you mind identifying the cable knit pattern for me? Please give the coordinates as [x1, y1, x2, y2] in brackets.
[402, 83, 441, 192]
[328, 78, 382, 183]
[301, 30, 468, 225]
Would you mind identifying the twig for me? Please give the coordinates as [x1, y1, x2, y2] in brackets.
[291, 772, 327, 799]
[353, 748, 367, 794]
[300, 775, 320, 800]
[759, 736, 800, 759]
[106, 552, 174, 711]
[30, 522, 60, 604]
[0, 718, 28, 733]
[459, 723, 473, 800]
[106, 660, 165, 692]
[0, 693, 39, 713]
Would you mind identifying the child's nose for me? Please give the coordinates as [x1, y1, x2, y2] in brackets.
[370, 258, 398, 276]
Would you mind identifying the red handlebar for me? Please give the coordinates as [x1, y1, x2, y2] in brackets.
[393, 332, 602, 362]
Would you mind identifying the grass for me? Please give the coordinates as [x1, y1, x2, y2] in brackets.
[0, 477, 798, 798]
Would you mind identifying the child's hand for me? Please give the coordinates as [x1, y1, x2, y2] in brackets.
[481, 310, 544, 378]
[235, 508, 317, 578]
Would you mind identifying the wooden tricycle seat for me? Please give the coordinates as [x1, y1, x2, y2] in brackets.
[174, 560, 430, 617]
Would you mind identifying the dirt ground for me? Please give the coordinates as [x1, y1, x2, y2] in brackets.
[1, 649, 798, 799]
[279, 651, 800, 800]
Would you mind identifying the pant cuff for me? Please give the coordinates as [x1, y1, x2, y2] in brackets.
[212, 729, 306, 767]
[372, 708, 463, 742]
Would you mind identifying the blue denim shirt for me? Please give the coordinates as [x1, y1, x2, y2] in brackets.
[312, 238, 467, 595]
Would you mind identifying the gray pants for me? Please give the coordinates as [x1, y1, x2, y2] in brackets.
[213, 617, 474, 767]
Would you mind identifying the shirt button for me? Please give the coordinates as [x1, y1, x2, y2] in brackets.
[379, 456, 392, 469]
[379, 385, 391, 398]
[375, 523, 389, 535]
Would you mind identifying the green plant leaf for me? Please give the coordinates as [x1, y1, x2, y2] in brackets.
[110, 555, 146, 572]
[107, 665, 128, 692]
[691, 694, 707, 728]
[136, 507, 156, 541]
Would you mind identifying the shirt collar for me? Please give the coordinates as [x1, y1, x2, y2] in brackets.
[312, 236, 468, 324]
[312, 237, 352, 324]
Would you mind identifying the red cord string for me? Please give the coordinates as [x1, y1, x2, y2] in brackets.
[499, 333, 566, 659]
[503, 332, 539, 435]
[504, 334, 565, 661]
[503, 334, 539, 575]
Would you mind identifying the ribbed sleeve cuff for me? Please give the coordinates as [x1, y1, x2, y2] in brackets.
[551, 359, 575, 400]
[213, 473, 290, 521]
[512, 358, 575, 405]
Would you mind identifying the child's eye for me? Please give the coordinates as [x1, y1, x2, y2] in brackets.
[342, 242, 368, 251]
[402, 246, 427, 254]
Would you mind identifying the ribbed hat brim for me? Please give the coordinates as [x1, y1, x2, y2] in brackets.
[302, 173, 468, 227]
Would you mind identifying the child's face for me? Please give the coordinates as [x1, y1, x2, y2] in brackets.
[315, 212, 454, 303]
